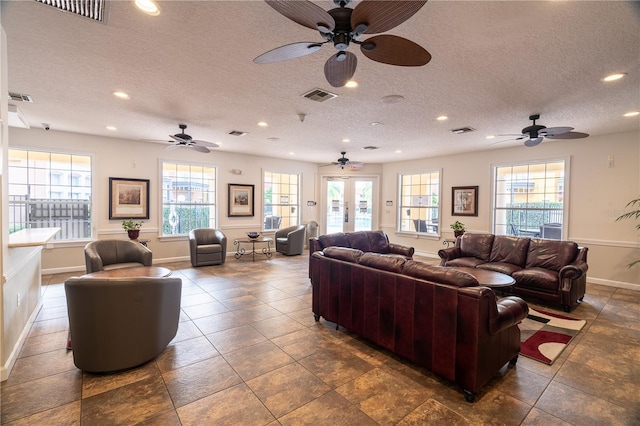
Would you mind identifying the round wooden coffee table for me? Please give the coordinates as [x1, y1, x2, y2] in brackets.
[84, 266, 172, 278]
[450, 267, 515, 289]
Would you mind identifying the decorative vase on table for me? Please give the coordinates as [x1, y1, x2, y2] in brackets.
[127, 229, 140, 240]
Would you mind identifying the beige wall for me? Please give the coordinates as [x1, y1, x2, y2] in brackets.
[380, 130, 640, 288]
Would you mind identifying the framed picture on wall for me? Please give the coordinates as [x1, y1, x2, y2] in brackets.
[452, 186, 478, 216]
[228, 183, 254, 217]
[109, 177, 150, 219]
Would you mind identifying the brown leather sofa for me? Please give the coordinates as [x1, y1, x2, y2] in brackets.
[310, 247, 529, 402]
[65, 276, 182, 373]
[438, 233, 588, 312]
[84, 239, 152, 273]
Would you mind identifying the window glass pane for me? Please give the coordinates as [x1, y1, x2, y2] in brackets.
[398, 171, 440, 234]
[263, 171, 300, 230]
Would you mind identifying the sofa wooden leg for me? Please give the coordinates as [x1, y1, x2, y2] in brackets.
[509, 354, 518, 366]
[563, 305, 571, 312]
[314, 314, 320, 322]
[463, 390, 476, 403]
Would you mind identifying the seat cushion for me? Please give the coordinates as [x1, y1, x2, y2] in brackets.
[477, 262, 522, 275]
[445, 257, 487, 268]
[197, 244, 222, 254]
[512, 267, 559, 292]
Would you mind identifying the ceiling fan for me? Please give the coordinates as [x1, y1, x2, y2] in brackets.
[330, 151, 364, 169]
[254, 0, 431, 87]
[165, 124, 219, 153]
[496, 114, 590, 147]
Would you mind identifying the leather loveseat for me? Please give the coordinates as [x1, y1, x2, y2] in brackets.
[310, 247, 529, 402]
[438, 233, 588, 312]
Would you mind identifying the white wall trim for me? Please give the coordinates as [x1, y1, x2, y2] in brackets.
[569, 238, 640, 249]
[1, 300, 42, 381]
[588, 277, 640, 291]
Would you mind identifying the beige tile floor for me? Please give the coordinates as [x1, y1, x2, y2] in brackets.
[2, 253, 639, 425]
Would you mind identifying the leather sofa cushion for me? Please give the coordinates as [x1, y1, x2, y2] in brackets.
[346, 231, 373, 252]
[403, 261, 479, 287]
[358, 252, 406, 273]
[512, 267, 559, 292]
[489, 235, 529, 266]
[445, 257, 487, 268]
[477, 262, 522, 275]
[525, 239, 578, 271]
[459, 233, 494, 261]
[318, 232, 349, 249]
[323, 246, 364, 263]
[368, 231, 391, 253]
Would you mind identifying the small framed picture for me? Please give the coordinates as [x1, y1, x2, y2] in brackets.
[228, 183, 254, 217]
[109, 177, 150, 219]
[452, 186, 478, 216]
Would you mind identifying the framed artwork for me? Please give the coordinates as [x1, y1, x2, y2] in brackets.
[452, 186, 478, 216]
[109, 177, 150, 219]
[228, 183, 254, 217]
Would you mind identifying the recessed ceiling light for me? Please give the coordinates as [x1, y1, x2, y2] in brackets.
[603, 73, 626, 82]
[371, 122, 383, 126]
[395, 150, 402, 153]
[436, 115, 448, 121]
[135, 0, 160, 16]
[112, 91, 130, 100]
[485, 135, 496, 139]
[257, 121, 268, 127]
[106, 126, 117, 131]
[624, 111, 639, 117]
[345, 80, 358, 88]
[342, 138, 350, 143]
[288, 152, 295, 156]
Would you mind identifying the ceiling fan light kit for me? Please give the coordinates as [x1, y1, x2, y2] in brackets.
[255, 0, 431, 87]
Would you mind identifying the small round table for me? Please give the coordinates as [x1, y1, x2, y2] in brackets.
[450, 267, 515, 289]
[234, 237, 273, 261]
[84, 266, 172, 278]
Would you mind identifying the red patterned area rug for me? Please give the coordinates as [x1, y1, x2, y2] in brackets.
[519, 308, 586, 365]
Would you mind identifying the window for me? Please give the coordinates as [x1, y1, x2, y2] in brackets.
[398, 171, 440, 234]
[162, 162, 216, 235]
[493, 160, 566, 240]
[263, 171, 300, 230]
[8, 149, 92, 241]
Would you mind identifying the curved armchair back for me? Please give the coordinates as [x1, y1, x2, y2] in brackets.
[84, 240, 152, 273]
[65, 276, 182, 372]
[275, 225, 306, 256]
[189, 228, 227, 266]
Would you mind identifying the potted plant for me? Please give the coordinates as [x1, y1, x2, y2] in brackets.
[122, 219, 143, 240]
[616, 197, 640, 267]
[450, 220, 466, 238]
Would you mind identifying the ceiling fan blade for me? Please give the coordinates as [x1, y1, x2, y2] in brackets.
[351, 0, 427, 34]
[169, 134, 188, 142]
[254, 42, 323, 64]
[524, 137, 544, 147]
[360, 35, 431, 66]
[165, 144, 181, 151]
[324, 51, 357, 87]
[264, 0, 334, 31]
[192, 140, 219, 148]
[190, 144, 210, 153]
[540, 126, 573, 137]
[545, 131, 590, 140]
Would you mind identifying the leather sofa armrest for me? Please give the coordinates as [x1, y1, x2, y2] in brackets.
[490, 296, 529, 335]
[388, 243, 414, 258]
[559, 260, 588, 280]
[438, 247, 462, 266]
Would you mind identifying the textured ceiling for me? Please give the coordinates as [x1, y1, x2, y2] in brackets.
[2, 0, 639, 165]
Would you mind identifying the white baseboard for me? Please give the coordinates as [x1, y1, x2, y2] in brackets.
[1, 300, 42, 381]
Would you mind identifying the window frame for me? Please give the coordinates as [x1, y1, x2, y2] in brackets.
[262, 170, 301, 231]
[491, 157, 570, 239]
[397, 169, 441, 236]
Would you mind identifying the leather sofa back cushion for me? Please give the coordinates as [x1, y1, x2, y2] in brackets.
[358, 252, 406, 273]
[490, 235, 530, 266]
[318, 232, 349, 249]
[367, 231, 391, 253]
[403, 261, 479, 287]
[460, 233, 495, 261]
[322, 246, 364, 263]
[526, 239, 578, 271]
[346, 231, 373, 252]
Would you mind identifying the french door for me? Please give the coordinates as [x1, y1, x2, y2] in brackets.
[322, 176, 378, 234]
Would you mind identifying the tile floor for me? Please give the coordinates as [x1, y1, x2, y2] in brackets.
[1, 253, 639, 425]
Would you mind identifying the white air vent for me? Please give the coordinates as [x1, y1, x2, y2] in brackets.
[9, 92, 33, 103]
[228, 130, 247, 136]
[362, 146, 379, 150]
[302, 88, 338, 102]
[36, 0, 106, 22]
[451, 127, 476, 134]
[8, 105, 30, 129]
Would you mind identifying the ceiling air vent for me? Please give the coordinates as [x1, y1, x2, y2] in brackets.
[302, 88, 338, 102]
[451, 127, 476, 134]
[362, 146, 379, 150]
[228, 130, 248, 136]
[35, 0, 106, 22]
[9, 92, 33, 103]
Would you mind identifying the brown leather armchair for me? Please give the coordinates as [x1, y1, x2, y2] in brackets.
[84, 240, 152, 273]
[65, 276, 182, 373]
[275, 225, 306, 256]
[189, 228, 227, 266]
